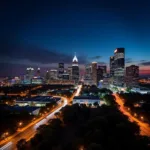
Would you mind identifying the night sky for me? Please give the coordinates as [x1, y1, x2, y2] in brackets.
[1, 0, 150, 76]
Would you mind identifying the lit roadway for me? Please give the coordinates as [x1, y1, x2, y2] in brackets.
[0, 97, 67, 150]
[113, 93, 150, 136]
[0, 85, 82, 150]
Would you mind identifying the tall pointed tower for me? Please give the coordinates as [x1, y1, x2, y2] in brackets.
[72, 53, 79, 84]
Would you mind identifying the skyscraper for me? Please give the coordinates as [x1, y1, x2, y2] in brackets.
[24, 67, 34, 84]
[92, 62, 97, 85]
[98, 65, 107, 77]
[67, 66, 72, 80]
[58, 63, 64, 79]
[126, 65, 139, 87]
[72, 54, 79, 83]
[36, 68, 41, 77]
[45, 70, 50, 83]
[50, 69, 58, 80]
[97, 66, 103, 84]
[114, 48, 125, 86]
[110, 56, 115, 77]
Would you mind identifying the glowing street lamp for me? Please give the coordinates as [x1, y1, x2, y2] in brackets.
[141, 116, 144, 120]
[19, 122, 22, 126]
[134, 113, 137, 117]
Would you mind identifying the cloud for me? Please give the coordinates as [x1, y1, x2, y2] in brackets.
[0, 40, 87, 65]
[139, 61, 150, 66]
[89, 56, 102, 60]
[97, 62, 107, 65]
[125, 58, 133, 63]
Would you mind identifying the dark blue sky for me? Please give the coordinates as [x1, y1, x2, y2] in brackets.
[0, 0, 150, 76]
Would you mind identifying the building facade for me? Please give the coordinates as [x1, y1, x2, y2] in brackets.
[114, 48, 125, 86]
[72, 54, 79, 83]
[92, 62, 97, 85]
[50, 69, 58, 80]
[58, 63, 64, 79]
[126, 65, 139, 87]
[110, 56, 115, 77]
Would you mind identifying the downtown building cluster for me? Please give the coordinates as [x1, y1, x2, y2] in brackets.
[110, 48, 139, 88]
[23, 54, 80, 85]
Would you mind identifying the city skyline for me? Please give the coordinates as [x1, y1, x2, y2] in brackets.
[1, 0, 150, 76]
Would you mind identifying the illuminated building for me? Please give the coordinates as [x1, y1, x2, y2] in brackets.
[67, 66, 72, 80]
[50, 69, 58, 80]
[24, 67, 34, 84]
[45, 71, 50, 83]
[97, 66, 103, 84]
[92, 62, 97, 85]
[62, 74, 69, 80]
[73, 96, 101, 106]
[85, 64, 92, 79]
[31, 77, 43, 84]
[72, 54, 79, 83]
[58, 63, 64, 79]
[126, 65, 139, 87]
[36, 68, 41, 77]
[110, 56, 115, 77]
[114, 48, 125, 86]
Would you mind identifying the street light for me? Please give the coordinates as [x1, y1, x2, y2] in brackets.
[5, 132, 9, 136]
[134, 113, 137, 117]
[141, 116, 144, 120]
[19, 122, 22, 126]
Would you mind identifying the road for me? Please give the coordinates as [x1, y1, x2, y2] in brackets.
[0, 85, 82, 150]
[114, 93, 150, 136]
[0, 97, 68, 150]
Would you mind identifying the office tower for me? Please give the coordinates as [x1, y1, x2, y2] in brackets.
[24, 67, 34, 84]
[72, 54, 79, 83]
[98, 65, 107, 77]
[110, 56, 115, 77]
[92, 62, 97, 85]
[85, 64, 92, 79]
[45, 71, 50, 82]
[97, 66, 103, 84]
[36, 68, 41, 77]
[114, 48, 125, 86]
[58, 63, 64, 79]
[50, 69, 58, 80]
[126, 65, 139, 87]
[62, 74, 70, 80]
[67, 66, 72, 80]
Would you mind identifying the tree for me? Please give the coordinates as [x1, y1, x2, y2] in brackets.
[87, 143, 103, 150]
[16, 139, 27, 150]
[93, 102, 99, 108]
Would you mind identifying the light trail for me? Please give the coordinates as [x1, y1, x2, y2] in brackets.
[0, 142, 12, 150]
[113, 93, 150, 136]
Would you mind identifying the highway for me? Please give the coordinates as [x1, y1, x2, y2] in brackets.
[0, 98, 68, 150]
[0, 85, 82, 150]
[114, 93, 150, 136]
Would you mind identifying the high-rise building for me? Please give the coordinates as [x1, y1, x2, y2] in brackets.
[126, 65, 139, 87]
[110, 56, 115, 77]
[50, 69, 58, 80]
[114, 48, 125, 86]
[92, 62, 97, 85]
[67, 66, 72, 80]
[62, 74, 70, 80]
[72, 54, 79, 83]
[24, 67, 34, 84]
[58, 63, 64, 79]
[97, 66, 103, 84]
[85, 64, 92, 79]
[98, 65, 107, 77]
[36, 68, 41, 77]
[45, 71, 50, 83]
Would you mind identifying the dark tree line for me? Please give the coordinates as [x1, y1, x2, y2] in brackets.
[17, 103, 150, 150]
